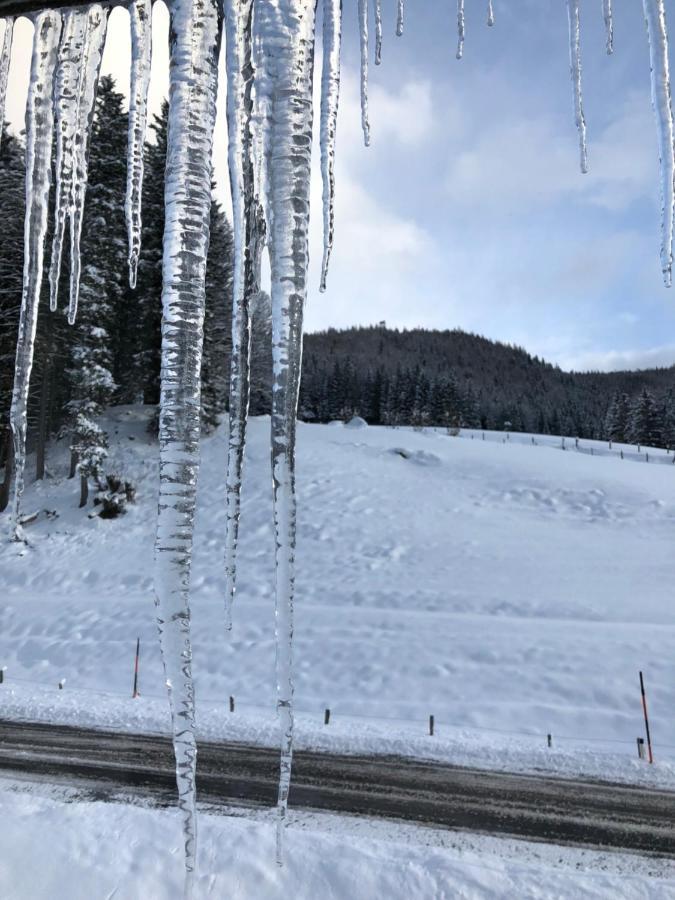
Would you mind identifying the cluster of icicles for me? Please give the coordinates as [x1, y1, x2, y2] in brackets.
[1, 0, 674, 894]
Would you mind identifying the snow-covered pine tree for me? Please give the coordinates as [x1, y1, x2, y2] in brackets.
[124, 100, 168, 406]
[65, 76, 126, 499]
[249, 290, 273, 416]
[628, 388, 662, 448]
[661, 388, 675, 450]
[201, 195, 234, 432]
[604, 392, 630, 443]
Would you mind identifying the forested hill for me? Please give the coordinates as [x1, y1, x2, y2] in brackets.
[300, 325, 675, 440]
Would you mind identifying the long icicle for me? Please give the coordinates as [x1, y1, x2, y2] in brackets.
[456, 0, 465, 59]
[154, 0, 221, 893]
[9, 10, 62, 541]
[254, 0, 318, 865]
[48, 9, 88, 312]
[566, 0, 588, 174]
[223, 0, 265, 632]
[603, 0, 613, 54]
[67, 4, 108, 326]
[487, 0, 495, 28]
[319, 0, 342, 293]
[126, 0, 152, 289]
[396, 0, 403, 36]
[0, 17, 14, 149]
[373, 0, 382, 65]
[358, 0, 370, 145]
[643, 0, 675, 287]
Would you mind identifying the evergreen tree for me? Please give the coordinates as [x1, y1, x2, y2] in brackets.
[202, 195, 234, 431]
[604, 392, 630, 443]
[628, 388, 662, 447]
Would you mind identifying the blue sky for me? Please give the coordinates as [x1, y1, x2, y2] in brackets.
[5, 0, 675, 371]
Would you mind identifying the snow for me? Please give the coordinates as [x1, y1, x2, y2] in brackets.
[3, 408, 675, 787]
[1, 779, 673, 899]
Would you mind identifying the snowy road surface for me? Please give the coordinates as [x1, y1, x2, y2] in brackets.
[1, 719, 674, 858]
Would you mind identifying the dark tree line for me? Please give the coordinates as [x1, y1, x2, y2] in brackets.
[0, 77, 271, 510]
[301, 325, 675, 444]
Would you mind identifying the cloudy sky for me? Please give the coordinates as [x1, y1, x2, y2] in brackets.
[5, 0, 675, 371]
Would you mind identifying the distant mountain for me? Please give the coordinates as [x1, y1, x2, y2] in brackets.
[300, 325, 675, 440]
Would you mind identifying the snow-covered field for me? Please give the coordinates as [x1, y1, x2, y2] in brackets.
[2, 778, 674, 900]
[3, 407, 675, 896]
[2, 408, 675, 774]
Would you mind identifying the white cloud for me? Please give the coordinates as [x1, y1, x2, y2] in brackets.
[560, 345, 675, 373]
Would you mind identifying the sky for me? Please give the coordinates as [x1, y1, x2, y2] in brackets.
[4, 0, 675, 372]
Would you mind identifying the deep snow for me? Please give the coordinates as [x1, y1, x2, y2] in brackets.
[2, 408, 675, 780]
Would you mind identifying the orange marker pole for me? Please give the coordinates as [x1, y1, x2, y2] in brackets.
[132, 637, 140, 699]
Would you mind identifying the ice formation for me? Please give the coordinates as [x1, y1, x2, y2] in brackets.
[603, 0, 613, 54]
[456, 0, 465, 60]
[642, 0, 675, 288]
[152, 0, 221, 894]
[358, 0, 370, 145]
[566, 0, 588, 174]
[5, 0, 675, 891]
[9, 10, 62, 543]
[319, 0, 342, 292]
[0, 17, 14, 149]
[126, 0, 152, 289]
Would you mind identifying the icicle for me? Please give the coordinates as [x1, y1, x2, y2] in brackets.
[253, 0, 317, 865]
[126, 0, 152, 289]
[396, 0, 404, 37]
[642, 0, 675, 287]
[9, 10, 62, 541]
[319, 0, 342, 293]
[0, 18, 14, 150]
[566, 0, 588, 174]
[487, 0, 495, 28]
[48, 10, 88, 313]
[373, 0, 382, 65]
[603, 0, 613, 54]
[456, 0, 465, 60]
[66, 5, 108, 325]
[223, 0, 265, 632]
[154, 0, 220, 893]
[358, 0, 370, 145]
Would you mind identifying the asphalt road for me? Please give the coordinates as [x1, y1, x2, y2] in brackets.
[0, 718, 673, 857]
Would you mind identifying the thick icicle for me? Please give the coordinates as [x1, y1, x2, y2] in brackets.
[66, 5, 108, 325]
[396, 0, 403, 37]
[642, 0, 675, 287]
[126, 0, 152, 289]
[319, 0, 342, 292]
[9, 10, 62, 541]
[373, 0, 382, 65]
[48, 10, 88, 313]
[603, 0, 613, 54]
[566, 0, 588, 174]
[456, 0, 465, 60]
[223, 0, 265, 632]
[358, 0, 370, 145]
[253, 0, 317, 864]
[487, 0, 495, 28]
[153, 0, 220, 892]
[0, 18, 14, 149]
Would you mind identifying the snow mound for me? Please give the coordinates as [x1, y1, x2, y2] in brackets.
[389, 447, 442, 466]
[345, 416, 368, 429]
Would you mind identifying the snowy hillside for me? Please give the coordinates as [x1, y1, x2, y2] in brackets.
[2, 407, 675, 783]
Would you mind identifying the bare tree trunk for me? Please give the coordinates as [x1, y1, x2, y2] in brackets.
[0, 432, 14, 513]
[69, 450, 78, 479]
[35, 366, 51, 480]
[79, 474, 88, 508]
